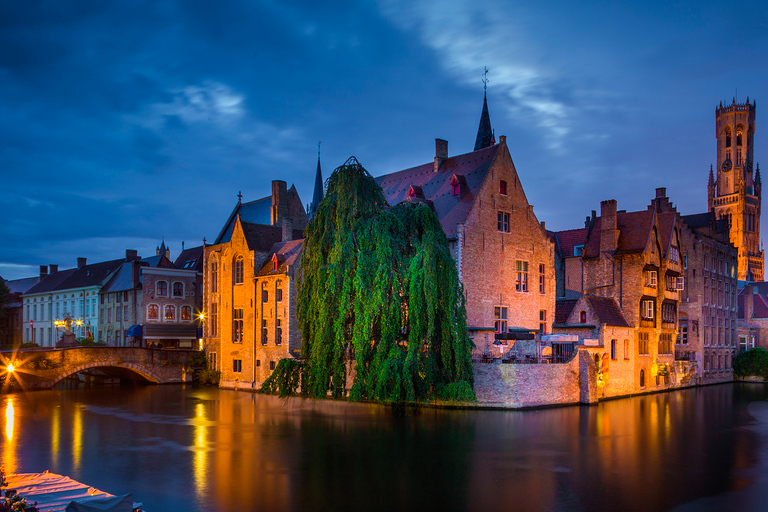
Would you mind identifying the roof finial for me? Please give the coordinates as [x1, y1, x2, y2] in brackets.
[482, 66, 489, 96]
[237, 190, 242, 203]
[318, 140, 321, 159]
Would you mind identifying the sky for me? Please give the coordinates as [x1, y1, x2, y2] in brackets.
[2, 0, 768, 280]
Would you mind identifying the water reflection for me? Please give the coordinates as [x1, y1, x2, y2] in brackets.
[0, 384, 766, 512]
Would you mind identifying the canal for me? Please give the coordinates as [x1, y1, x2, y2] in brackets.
[2, 383, 768, 511]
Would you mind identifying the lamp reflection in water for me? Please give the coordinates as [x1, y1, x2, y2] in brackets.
[193, 402, 208, 501]
[4, 398, 16, 474]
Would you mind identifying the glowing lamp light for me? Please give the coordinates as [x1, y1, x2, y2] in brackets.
[7, 364, 14, 373]
[198, 313, 206, 321]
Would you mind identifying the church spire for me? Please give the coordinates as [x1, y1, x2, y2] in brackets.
[474, 67, 494, 151]
[309, 141, 324, 219]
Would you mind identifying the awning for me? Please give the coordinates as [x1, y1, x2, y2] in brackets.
[126, 325, 143, 337]
[143, 323, 198, 340]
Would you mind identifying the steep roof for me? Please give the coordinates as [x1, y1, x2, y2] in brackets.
[174, 246, 204, 271]
[309, 157, 323, 219]
[555, 299, 578, 325]
[241, 221, 302, 253]
[584, 210, 655, 258]
[215, 196, 272, 244]
[375, 144, 501, 238]
[551, 227, 589, 258]
[5, 276, 41, 295]
[585, 295, 630, 327]
[100, 261, 138, 294]
[256, 239, 304, 276]
[58, 258, 125, 289]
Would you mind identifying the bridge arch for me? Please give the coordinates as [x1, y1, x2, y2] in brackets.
[48, 361, 163, 387]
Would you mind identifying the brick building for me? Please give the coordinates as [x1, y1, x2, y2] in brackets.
[203, 181, 308, 388]
[98, 245, 203, 348]
[554, 190, 688, 392]
[707, 98, 763, 281]
[678, 211, 738, 383]
[375, 133, 556, 351]
[1, 275, 41, 346]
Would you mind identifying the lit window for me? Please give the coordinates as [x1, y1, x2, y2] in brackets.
[181, 306, 191, 320]
[148, 304, 159, 320]
[165, 305, 176, 321]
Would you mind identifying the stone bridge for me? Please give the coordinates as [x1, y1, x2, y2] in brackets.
[0, 347, 203, 390]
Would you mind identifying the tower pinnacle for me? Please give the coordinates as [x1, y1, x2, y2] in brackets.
[474, 67, 494, 151]
[309, 142, 324, 219]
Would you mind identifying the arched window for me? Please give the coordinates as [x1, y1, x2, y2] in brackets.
[736, 129, 743, 146]
[276, 280, 283, 302]
[725, 127, 732, 148]
[147, 304, 159, 320]
[181, 306, 192, 321]
[234, 256, 244, 285]
[165, 305, 176, 321]
[640, 369, 645, 388]
[579, 311, 587, 323]
[210, 260, 218, 293]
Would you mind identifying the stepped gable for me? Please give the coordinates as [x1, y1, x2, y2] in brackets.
[585, 295, 630, 327]
[375, 144, 500, 238]
[256, 239, 304, 276]
[584, 210, 654, 258]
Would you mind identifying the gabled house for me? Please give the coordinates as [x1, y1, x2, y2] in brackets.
[375, 135, 556, 350]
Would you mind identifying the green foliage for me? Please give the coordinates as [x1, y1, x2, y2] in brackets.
[295, 157, 475, 404]
[186, 351, 208, 368]
[197, 369, 221, 386]
[734, 347, 768, 379]
[259, 359, 305, 398]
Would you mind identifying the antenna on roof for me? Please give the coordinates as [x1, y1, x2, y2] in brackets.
[482, 66, 489, 96]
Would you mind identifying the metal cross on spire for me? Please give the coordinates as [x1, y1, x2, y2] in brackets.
[318, 140, 321, 159]
[482, 66, 489, 93]
[237, 190, 242, 203]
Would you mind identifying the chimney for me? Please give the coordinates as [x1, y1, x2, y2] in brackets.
[271, 180, 289, 226]
[434, 139, 448, 172]
[540, 221, 546, 230]
[132, 260, 141, 287]
[182, 241, 185, 252]
[77, 257, 87, 268]
[744, 285, 755, 322]
[40, 265, 48, 278]
[49, 264, 58, 274]
[499, 135, 506, 145]
[600, 199, 618, 253]
[282, 218, 293, 242]
[125, 249, 138, 262]
[656, 187, 666, 198]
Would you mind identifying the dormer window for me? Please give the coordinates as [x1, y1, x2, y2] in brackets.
[499, 180, 507, 195]
[579, 311, 587, 323]
[574, 244, 584, 256]
[272, 254, 279, 271]
[407, 185, 424, 201]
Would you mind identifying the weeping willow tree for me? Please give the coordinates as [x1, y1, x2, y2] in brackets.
[264, 157, 474, 403]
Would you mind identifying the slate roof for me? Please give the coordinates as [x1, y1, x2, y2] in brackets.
[25, 268, 77, 294]
[585, 295, 630, 327]
[26, 258, 125, 295]
[174, 246, 204, 272]
[375, 144, 500, 238]
[5, 276, 40, 295]
[215, 196, 272, 244]
[256, 239, 304, 277]
[100, 262, 137, 294]
[239, 221, 304, 253]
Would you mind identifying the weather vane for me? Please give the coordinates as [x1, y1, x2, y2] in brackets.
[318, 140, 321, 159]
[482, 66, 489, 92]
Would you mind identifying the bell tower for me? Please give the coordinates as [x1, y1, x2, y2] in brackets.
[710, 98, 763, 281]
